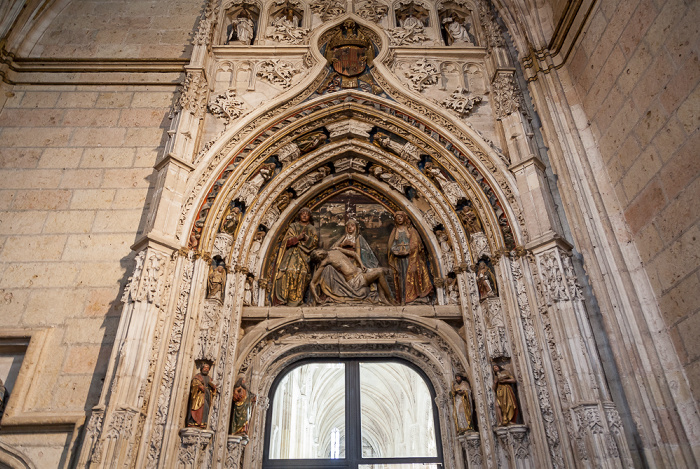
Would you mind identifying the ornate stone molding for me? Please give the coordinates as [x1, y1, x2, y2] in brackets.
[310, 0, 345, 20]
[491, 72, 523, 119]
[355, 0, 388, 22]
[121, 249, 169, 307]
[256, 59, 301, 89]
[405, 59, 440, 92]
[177, 428, 214, 468]
[208, 90, 246, 126]
[193, 0, 218, 46]
[146, 253, 196, 468]
[224, 435, 248, 469]
[510, 257, 565, 468]
[179, 70, 208, 118]
[483, 297, 509, 359]
[441, 87, 483, 117]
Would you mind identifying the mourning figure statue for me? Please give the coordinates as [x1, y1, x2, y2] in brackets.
[186, 362, 217, 429]
[272, 208, 319, 306]
[451, 374, 474, 433]
[388, 211, 432, 304]
[492, 364, 518, 426]
[310, 248, 395, 305]
[230, 376, 256, 436]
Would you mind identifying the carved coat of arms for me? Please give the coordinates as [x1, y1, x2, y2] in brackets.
[326, 20, 374, 81]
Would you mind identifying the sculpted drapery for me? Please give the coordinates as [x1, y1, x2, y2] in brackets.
[493, 364, 518, 426]
[388, 211, 432, 305]
[272, 208, 319, 306]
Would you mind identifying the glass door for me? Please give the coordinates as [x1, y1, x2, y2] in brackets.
[263, 359, 443, 469]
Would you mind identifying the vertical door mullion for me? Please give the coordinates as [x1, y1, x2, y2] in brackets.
[346, 360, 361, 469]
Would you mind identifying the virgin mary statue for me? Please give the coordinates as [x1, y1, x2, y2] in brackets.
[313, 219, 387, 304]
[330, 219, 379, 269]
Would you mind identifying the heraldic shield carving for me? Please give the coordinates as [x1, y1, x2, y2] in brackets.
[326, 20, 375, 79]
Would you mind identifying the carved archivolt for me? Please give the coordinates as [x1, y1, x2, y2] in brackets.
[236, 316, 469, 469]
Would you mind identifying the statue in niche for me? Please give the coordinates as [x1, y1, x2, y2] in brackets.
[476, 260, 497, 300]
[436, 230, 454, 273]
[230, 375, 256, 436]
[492, 364, 518, 426]
[188, 232, 201, 251]
[388, 211, 433, 304]
[247, 230, 266, 272]
[500, 218, 516, 250]
[272, 208, 319, 306]
[423, 161, 466, 206]
[238, 163, 276, 208]
[220, 205, 242, 236]
[442, 15, 473, 46]
[451, 374, 475, 433]
[374, 132, 421, 164]
[207, 262, 227, 302]
[458, 205, 483, 240]
[243, 276, 253, 305]
[309, 248, 394, 305]
[291, 166, 331, 196]
[186, 361, 217, 429]
[266, 7, 308, 44]
[370, 164, 409, 193]
[444, 275, 460, 304]
[228, 10, 255, 44]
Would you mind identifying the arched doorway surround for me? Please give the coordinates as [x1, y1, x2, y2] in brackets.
[76, 13, 634, 469]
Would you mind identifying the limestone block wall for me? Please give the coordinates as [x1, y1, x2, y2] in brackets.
[566, 0, 700, 400]
[0, 84, 175, 467]
[27, 0, 202, 58]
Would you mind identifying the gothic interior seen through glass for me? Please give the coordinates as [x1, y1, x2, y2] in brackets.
[264, 360, 442, 468]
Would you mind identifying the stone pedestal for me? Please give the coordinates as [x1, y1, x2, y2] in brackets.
[225, 435, 248, 469]
[494, 425, 532, 469]
[177, 428, 214, 469]
[458, 432, 483, 468]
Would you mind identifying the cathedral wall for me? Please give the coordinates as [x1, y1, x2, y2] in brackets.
[565, 0, 700, 401]
[0, 83, 176, 467]
[27, 0, 202, 58]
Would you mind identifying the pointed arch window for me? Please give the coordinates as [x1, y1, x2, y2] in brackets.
[264, 359, 444, 468]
